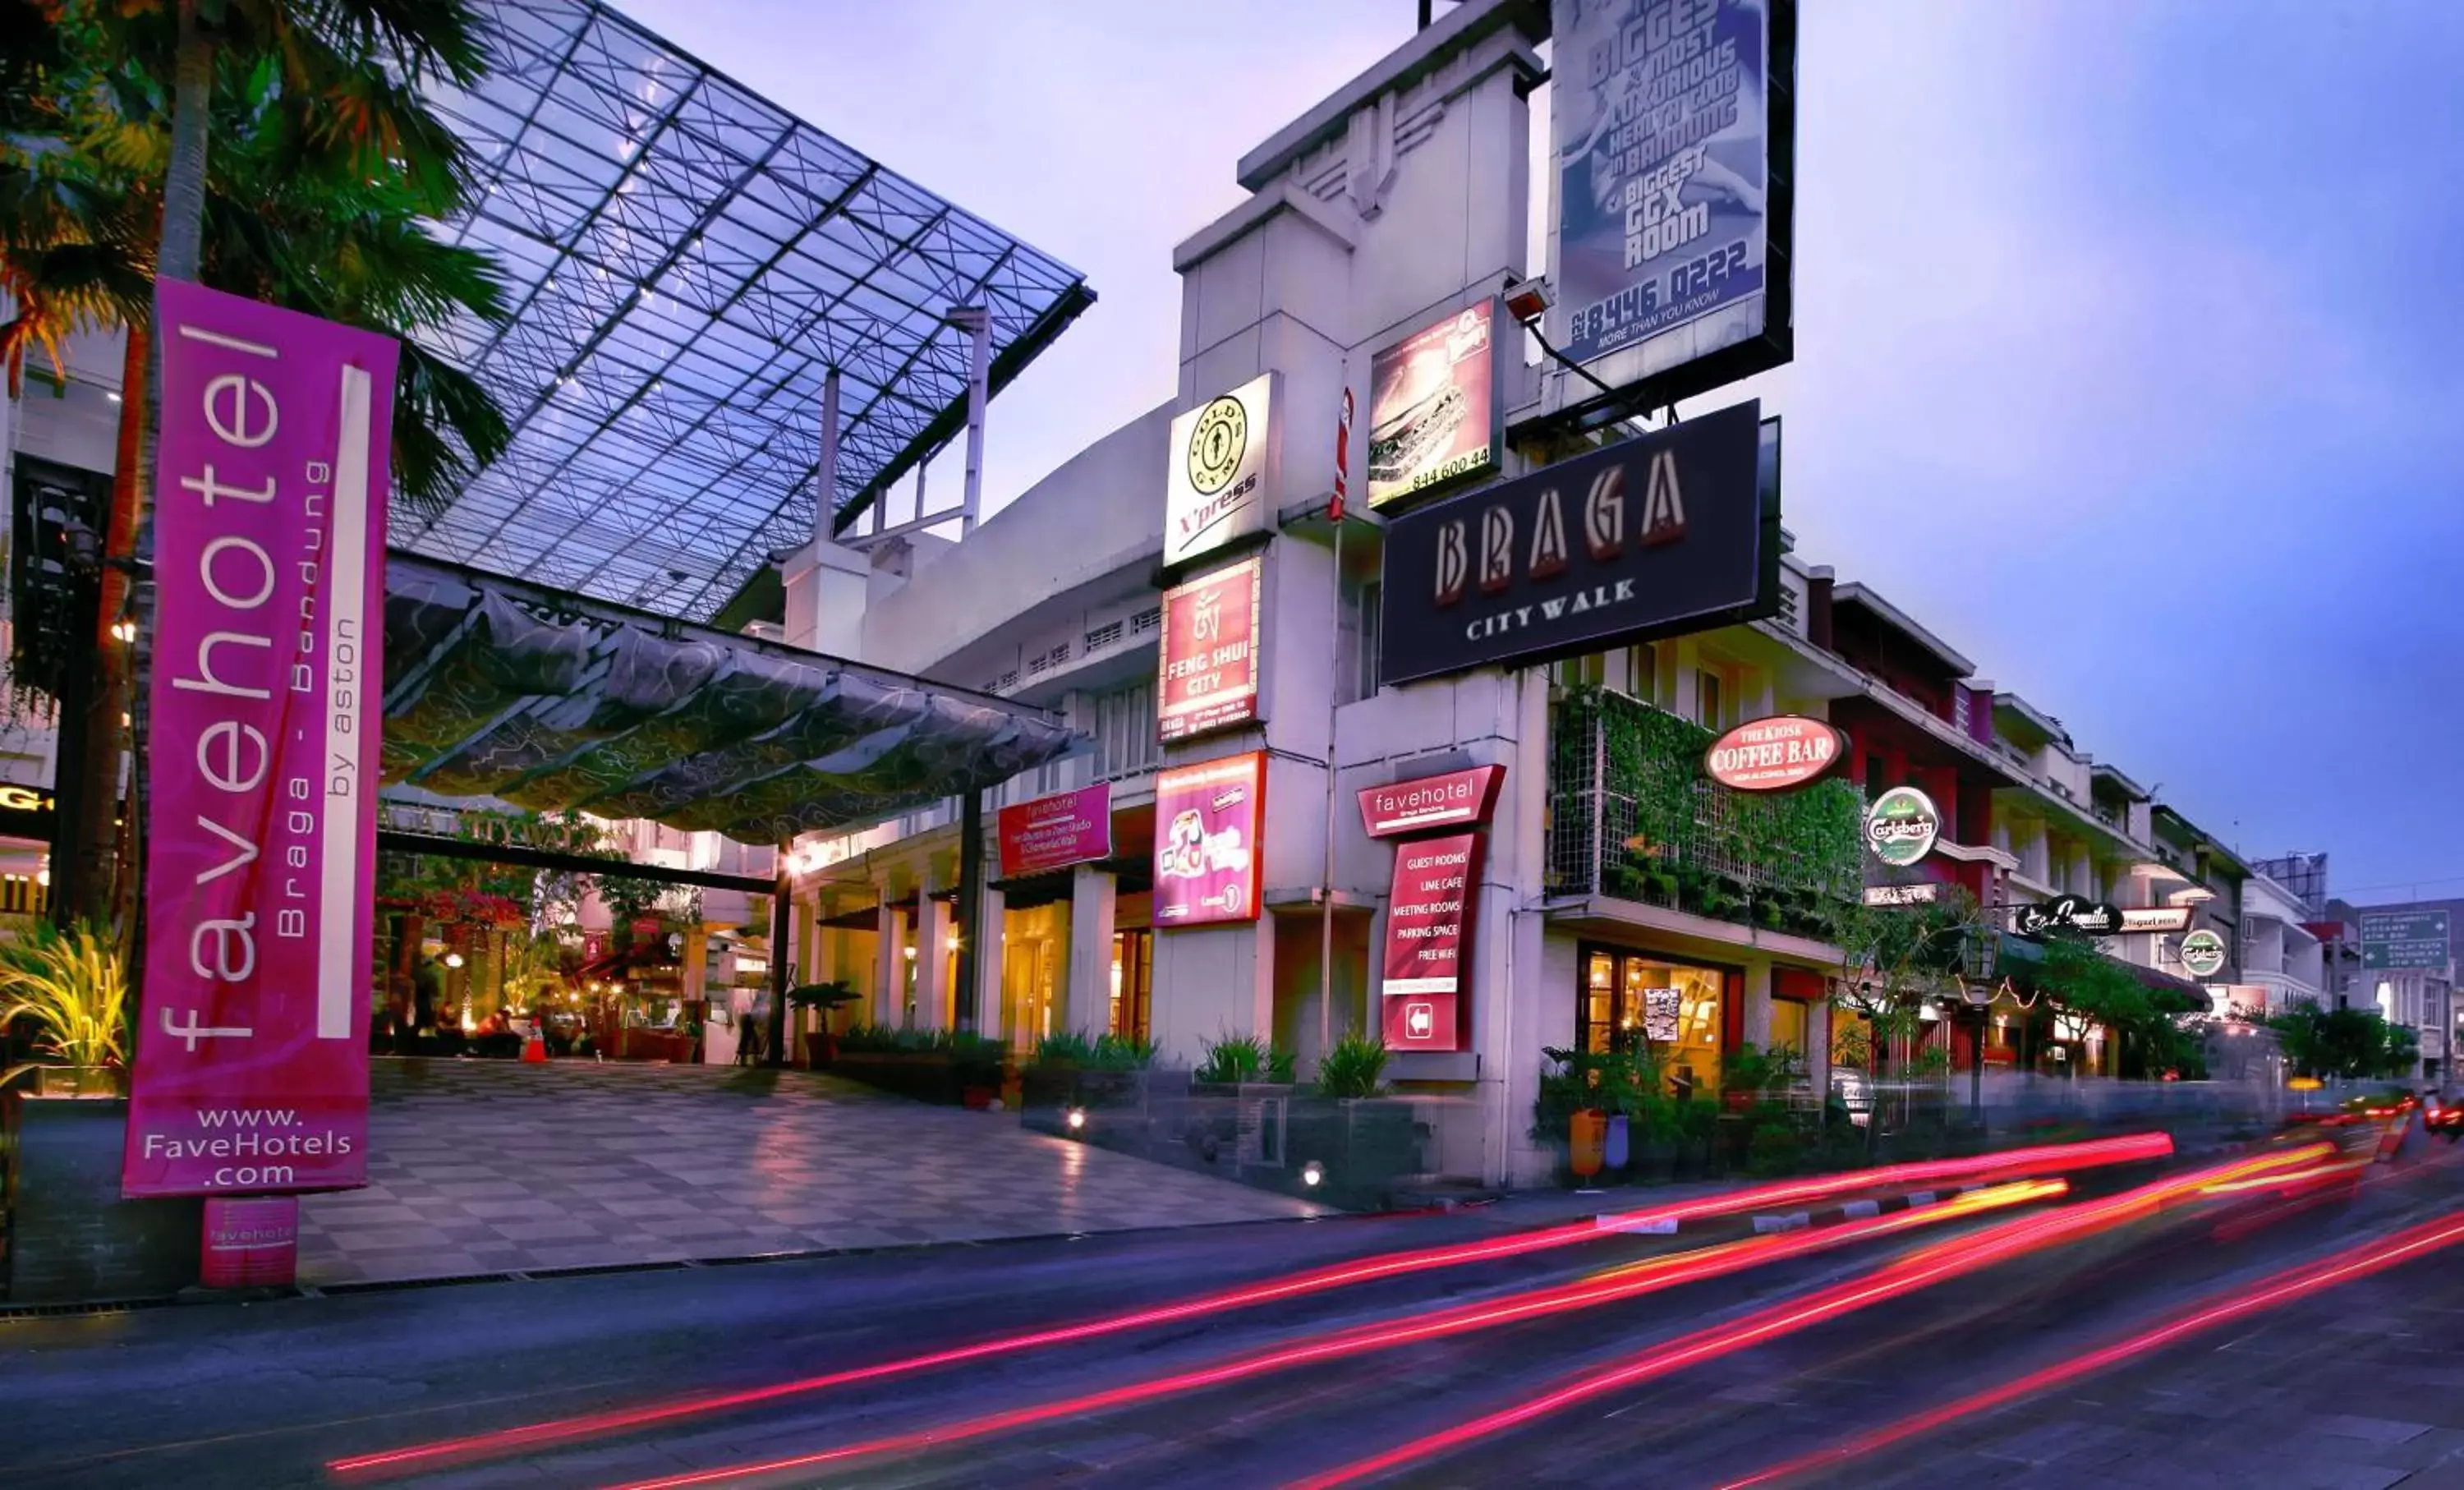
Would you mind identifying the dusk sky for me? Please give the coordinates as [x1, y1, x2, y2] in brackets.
[619, 0, 2464, 901]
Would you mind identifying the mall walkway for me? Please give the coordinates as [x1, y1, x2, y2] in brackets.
[297, 1060, 1322, 1286]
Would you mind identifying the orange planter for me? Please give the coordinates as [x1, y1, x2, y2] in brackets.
[1570, 1108, 1608, 1180]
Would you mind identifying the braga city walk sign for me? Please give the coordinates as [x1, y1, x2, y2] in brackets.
[122, 280, 393, 1200]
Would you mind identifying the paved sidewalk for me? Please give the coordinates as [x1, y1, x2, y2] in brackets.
[297, 1060, 1322, 1286]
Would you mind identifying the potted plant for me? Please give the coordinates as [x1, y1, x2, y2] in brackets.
[2, 925, 202, 1303]
[784, 982, 862, 1068]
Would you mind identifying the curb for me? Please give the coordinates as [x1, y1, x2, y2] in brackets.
[1590, 1180, 1991, 1239]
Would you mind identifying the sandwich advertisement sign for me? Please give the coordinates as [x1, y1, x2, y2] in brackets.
[1368, 301, 1499, 511]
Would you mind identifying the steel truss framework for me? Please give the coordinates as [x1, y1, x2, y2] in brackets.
[403, 0, 1090, 620]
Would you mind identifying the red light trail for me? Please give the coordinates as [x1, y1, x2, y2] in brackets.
[1718, 1201, 2464, 1488]
[594, 1181, 2064, 1490]
[329, 1133, 2166, 1479]
[1288, 1144, 2329, 1489]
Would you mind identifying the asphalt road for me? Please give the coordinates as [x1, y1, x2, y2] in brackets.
[7, 1131, 2461, 1490]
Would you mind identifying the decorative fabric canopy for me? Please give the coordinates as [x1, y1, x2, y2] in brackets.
[382, 555, 1076, 841]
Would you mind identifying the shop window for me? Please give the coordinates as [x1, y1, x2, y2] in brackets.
[1110, 929, 1152, 1042]
[1694, 668, 1723, 729]
[1769, 996, 1810, 1068]
[1556, 652, 1607, 690]
[1621, 642, 1657, 705]
[1579, 946, 1729, 1097]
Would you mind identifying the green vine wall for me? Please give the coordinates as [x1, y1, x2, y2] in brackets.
[1549, 685, 1863, 944]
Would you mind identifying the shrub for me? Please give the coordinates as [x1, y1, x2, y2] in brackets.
[1317, 1034, 1390, 1099]
[0, 923, 129, 1087]
[1197, 1031, 1294, 1084]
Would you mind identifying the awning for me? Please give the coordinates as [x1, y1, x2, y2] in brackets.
[1997, 934, 2209, 1014]
[381, 554, 1078, 841]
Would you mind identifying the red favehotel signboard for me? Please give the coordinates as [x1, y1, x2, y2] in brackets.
[123, 280, 393, 1198]
[996, 783, 1112, 879]
[1358, 764, 1506, 839]
[1703, 715, 1846, 793]
[1153, 752, 1266, 927]
[1158, 554, 1263, 742]
[1380, 831, 1481, 1051]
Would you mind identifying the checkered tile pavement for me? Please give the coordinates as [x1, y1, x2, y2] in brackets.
[298, 1060, 1322, 1286]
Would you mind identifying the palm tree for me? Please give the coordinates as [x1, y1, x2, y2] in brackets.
[2, 0, 507, 924]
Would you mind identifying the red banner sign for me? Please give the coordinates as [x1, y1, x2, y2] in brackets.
[997, 783, 1113, 878]
[1357, 765, 1506, 839]
[123, 281, 393, 1198]
[1154, 752, 1266, 927]
[1703, 715, 1846, 792]
[1380, 832, 1480, 1051]
[1158, 554, 1262, 742]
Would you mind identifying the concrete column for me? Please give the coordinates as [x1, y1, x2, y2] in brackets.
[977, 884, 1007, 1042]
[1069, 865, 1117, 1038]
[1742, 961, 1774, 1051]
[876, 899, 908, 1027]
[683, 924, 709, 1063]
[917, 893, 953, 1032]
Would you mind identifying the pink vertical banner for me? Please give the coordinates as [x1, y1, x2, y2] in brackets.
[122, 280, 394, 1198]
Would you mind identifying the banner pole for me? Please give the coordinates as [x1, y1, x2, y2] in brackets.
[1321, 388, 1354, 1065]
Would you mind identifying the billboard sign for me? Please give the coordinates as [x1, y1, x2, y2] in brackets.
[1157, 554, 1264, 741]
[1163, 372, 1278, 568]
[2361, 909, 2451, 971]
[1358, 764, 1507, 839]
[1381, 831, 1481, 1051]
[1863, 882, 1939, 908]
[1378, 401, 1772, 685]
[124, 280, 394, 1198]
[2118, 907, 2194, 934]
[996, 784, 1113, 879]
[1368, 301, 1499, 510]
[1551, 0, 1795, 405]
[2011, 896, 2125, 939]
[1703, 714, 1843, 792]
[2179, 929, 2230, 980]
[1153, 752, 1266, 927]
[1864, 786, 1939, 868]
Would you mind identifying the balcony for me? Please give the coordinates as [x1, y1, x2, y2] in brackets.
[1546, 688, 1864, 947]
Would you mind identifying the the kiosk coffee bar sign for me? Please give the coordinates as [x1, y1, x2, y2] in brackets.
[1864, 786, 1940, 867]
[1377, 401, 1775, 685]
[1703, 715, 1845, 793]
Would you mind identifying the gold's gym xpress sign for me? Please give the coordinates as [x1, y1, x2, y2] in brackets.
[1164, 373, 1278, 568]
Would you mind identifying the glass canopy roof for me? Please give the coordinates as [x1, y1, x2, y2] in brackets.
[401, 0, 1093, 622]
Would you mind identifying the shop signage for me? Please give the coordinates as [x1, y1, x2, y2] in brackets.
[1862, 882, 1939, 908]
[0, 782, 55, 839]
[1163, 372, 1279, 568]
[1381, 831, 1481, 1051]
[1358, 764, 1507, 839]
[2118, 907, 2193, 934]
[2179, 929, 2230, 979]
[126, 280, 394, 1199]
[1378, 401, 1772, 686]
[1864, 786, 1939, 867]
[2361, 909, 2451, 971]
[996, 783, 1113, 879]
[1157, 554, 1264, 742]
[1153, 752, 1266, 927]
[1550, 0, 1795, 404]
[2011, 895, 2125, 939]
[1703, 714, 1843, 792]
[1368, 301, 1499, 511]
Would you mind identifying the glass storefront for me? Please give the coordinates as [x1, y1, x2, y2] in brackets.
[1110, 929, 1152, 1042]
[1582, 946, 1731, 1097]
